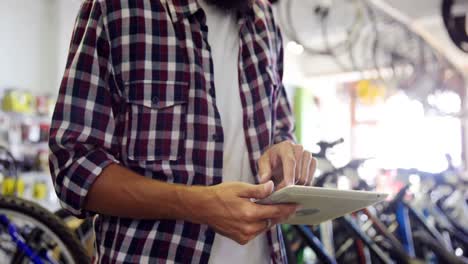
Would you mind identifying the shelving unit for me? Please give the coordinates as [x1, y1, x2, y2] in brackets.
[0, 95, 57, 209]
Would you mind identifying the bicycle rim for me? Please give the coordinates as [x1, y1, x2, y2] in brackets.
[0, 208, 75, 263]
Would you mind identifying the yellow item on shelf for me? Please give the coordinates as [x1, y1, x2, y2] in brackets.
[2, 90, 35, 113]
[356, 80, 386, 105]
[2, 178, 25, 196]
[33, 182, 48, 200]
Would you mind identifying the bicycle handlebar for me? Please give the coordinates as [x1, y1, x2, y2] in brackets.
[314, 169, 343, 187]
[314, 138, 344, 158]
[314, 158, 369, 187]
[319, 138, 345, 149]
[345, 158, 369, 170]
[397, 168, 463, 189]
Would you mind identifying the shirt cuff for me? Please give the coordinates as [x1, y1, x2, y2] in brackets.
[273, 133, 296, 145]
[59, 149, 119, 218]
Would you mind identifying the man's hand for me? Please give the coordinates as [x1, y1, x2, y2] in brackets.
[187, 181, 298, 245]
[258, 141, 316, 189]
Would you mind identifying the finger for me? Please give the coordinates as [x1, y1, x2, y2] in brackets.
[271, 212, 295, 225]
[238, 181, 274, 199]
[293, 144, 304, 184]
[278, 153, 296, 188]
[307, 157, 317, 186]
[258, 154, 272, 184]
[298, 151, 312, 185]
[242, 221, 269, 239]
[270, 206, 300, 224]
[255, 219, 274, 235]
[253, 203, 298, 220]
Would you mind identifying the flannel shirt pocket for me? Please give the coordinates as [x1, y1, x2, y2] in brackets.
[124, 80, 188, 161]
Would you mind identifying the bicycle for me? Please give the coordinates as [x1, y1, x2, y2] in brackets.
[0, 146, 89, 263]
[55, 208, 95, 258]
[282, 139, 467, 263]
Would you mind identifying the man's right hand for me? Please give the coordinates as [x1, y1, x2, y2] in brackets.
[185, 181, 298, 245]
[84, 164, 297, 243]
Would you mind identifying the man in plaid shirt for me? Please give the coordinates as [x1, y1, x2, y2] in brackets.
[49, 0, 316, 263]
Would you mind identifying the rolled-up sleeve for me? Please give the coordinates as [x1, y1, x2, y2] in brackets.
[273, 27, 296, 144]
[274, 85, 295, 144]
[49, 0, 119, 217]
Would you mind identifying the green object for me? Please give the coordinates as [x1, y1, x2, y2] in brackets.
[293, 87, 313, 144]
[297, 250, 304, 264]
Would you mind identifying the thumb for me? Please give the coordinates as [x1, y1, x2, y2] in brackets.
[238, 181, 274, 199]
[258, 155, 272, 184]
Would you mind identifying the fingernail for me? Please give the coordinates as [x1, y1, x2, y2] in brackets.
[295, 205, 303, 212]
[264, 180, 273, 187]
[264, 181, 274, 192]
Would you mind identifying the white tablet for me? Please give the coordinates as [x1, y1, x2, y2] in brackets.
[256, 185, 388, 225]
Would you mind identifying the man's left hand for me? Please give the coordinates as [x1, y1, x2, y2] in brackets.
[258, 141, 317, 189]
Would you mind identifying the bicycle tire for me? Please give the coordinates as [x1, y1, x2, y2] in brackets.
[413, 230, 465, 264]
[55, 208, 95, 257]
[55, 208, 94, 240]
[0, 195, 90, 263]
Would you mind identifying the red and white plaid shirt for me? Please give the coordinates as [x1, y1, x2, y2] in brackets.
[49, 0, 295, 263]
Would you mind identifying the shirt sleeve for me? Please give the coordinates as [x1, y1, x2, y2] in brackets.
[273, 26, 296, 144]
[48, 0, 119, 218]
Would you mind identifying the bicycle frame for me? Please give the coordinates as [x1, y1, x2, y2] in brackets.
[0, 214, 57, 264]
[361, 208, 414, 263]
[339, 215, 394, 264]
[395, 201, 415, 257]
[293, 225, 337, 264]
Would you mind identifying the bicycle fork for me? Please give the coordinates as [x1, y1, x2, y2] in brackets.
[0, 214, 58, 264]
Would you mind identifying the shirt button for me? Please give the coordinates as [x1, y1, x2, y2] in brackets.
[247, 118, 253, 128]
[152, 96, 159, 105]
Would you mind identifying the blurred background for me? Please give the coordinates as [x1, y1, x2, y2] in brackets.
[0, 0, 83, 211]
[0, 0, 467, 262]
[2, 0, 465, 209]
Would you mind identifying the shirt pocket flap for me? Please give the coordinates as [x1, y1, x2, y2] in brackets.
[124, 80, 189, 109]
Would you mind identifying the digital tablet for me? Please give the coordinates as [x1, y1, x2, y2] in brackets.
[256, 185, 388, 225]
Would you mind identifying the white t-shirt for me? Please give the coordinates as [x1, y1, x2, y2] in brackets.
[198, 1, 269, 264]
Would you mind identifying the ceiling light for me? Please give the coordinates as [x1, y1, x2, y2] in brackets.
[286, 41, 304, 55]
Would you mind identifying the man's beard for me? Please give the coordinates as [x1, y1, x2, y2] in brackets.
[204, 0, 253, 13]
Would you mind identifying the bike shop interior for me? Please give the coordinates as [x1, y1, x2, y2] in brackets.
[0, 0, 467, 263]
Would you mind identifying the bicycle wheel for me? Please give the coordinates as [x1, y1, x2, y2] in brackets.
[55, 208, 95, 258]
[413, 230, 465, 264]
[0, 195, 89, 263]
